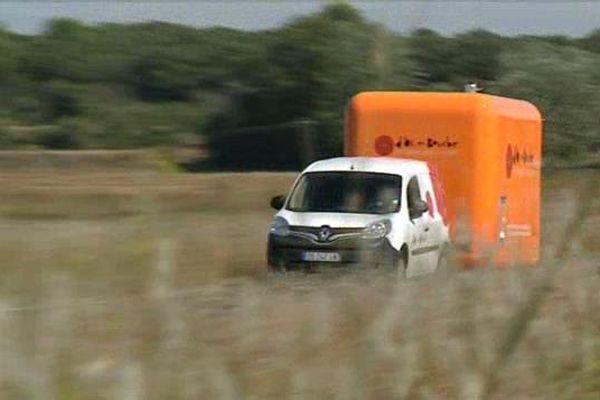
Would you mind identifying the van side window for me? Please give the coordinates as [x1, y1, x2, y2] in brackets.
[407, 176, 422, 212]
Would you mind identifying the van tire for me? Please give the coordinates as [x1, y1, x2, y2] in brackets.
[268, 259, 288, 273]
[397, 245, 409, 278]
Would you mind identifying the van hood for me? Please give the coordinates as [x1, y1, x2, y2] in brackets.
[277, 210, 387, 228]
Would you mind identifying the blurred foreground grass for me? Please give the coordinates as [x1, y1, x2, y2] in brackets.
[0, 166, 599, 399]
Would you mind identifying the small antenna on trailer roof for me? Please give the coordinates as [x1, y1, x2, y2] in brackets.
[464, 82, 483, 93]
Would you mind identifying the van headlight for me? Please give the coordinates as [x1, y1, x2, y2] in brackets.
[270, 217, 290, 236]
[361, 219, 392, 239]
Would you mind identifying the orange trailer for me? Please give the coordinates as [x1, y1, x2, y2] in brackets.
[345, 92, 543, 266]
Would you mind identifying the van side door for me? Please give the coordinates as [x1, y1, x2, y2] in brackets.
[418, 173, 444, 274]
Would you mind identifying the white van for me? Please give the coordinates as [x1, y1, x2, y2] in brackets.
[267, 157, 450, 277]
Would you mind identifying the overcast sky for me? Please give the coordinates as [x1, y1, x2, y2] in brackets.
[2, 1, 600, 37]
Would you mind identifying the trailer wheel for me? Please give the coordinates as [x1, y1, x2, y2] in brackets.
[435, 245, 450, 278]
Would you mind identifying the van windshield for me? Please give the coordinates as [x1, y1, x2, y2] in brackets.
[287, 172, 402, 214]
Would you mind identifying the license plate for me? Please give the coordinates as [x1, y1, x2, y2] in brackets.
[302, 251, 341, 262]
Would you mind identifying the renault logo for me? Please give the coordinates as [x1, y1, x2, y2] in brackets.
[318, 225, 333, 242]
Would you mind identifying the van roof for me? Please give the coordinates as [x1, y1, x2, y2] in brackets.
[303, 157, 428, 176]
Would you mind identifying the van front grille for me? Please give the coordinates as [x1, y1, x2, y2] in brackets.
[289, 226, 363, 235]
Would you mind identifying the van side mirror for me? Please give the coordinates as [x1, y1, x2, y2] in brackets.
[270, 195, 286, 210]
[410, 199, 428, 219]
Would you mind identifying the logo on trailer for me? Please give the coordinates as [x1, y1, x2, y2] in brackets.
[396, 136, 458, 149]
[375, 135, 394, 156]
[506, 145, 514, 178]
[318, 226, 333, 242]
[374, 135, 459, 155]
[506, 144, 535, 178]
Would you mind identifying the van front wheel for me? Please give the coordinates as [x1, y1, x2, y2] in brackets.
[396, 246, 409, 279]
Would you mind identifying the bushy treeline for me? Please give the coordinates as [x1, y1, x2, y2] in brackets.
[1, 3, 600, 165]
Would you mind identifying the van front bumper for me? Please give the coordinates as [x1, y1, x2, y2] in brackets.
[267, 233, 398, 270]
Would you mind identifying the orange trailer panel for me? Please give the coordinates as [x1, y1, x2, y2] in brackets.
[345, 92, 542, 266]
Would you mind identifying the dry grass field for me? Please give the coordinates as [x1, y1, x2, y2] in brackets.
[0, 162, 599, 399]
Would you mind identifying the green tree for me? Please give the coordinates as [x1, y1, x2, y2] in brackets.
[578, 29, 600, 54]
[321, 1, 364, 23]
[204, 3, 379, 166]
[40, 81, 85, 120]
[18, 19, 93, 82]
[131, 54, 197, 102]
[409, 29, 457, 86]
[493, 40, 600, 159]
[2, 2, 600, 163]
[453, 30, 503, 82]
[0, 28, 17, 86]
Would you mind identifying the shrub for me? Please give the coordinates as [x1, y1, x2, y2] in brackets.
[35, 125, 81, 149]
